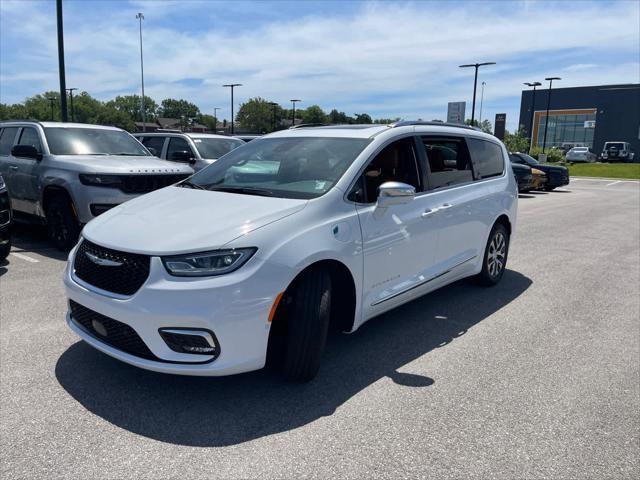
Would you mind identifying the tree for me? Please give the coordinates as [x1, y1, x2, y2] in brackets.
[465, 118, 493, 134]
[301, 105, 327, 124]
[328, 109, 354, 124]
[197, 114, 218, 131]
[374, 117, 400, 124]
[236, 97, 276, 133]
[106, 95, 157, 122]
[95, 105, 135, 131]
[158, 98, 200, 120]
[354, 113, 372, 124]
[503, 126, 530, 153]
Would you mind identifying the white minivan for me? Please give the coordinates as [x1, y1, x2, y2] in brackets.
[64, 122, 517, 381]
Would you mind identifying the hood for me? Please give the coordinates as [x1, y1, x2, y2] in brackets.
[537, 164, 568, 173]
[511, 163, 530, 173]
[82, 186, 308, 255]
[49, 155, 194, 175]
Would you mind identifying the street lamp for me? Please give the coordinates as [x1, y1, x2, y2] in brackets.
[136, 12, 146, 131]
[47, 97, 56, 121]
[290, 99, 301, 127]
[56, 0, 68, 122]
[222, 83, 242, 134]
[66, 87, 78, 122]
[459, 62, 496, 124]
[213, 107, 220, 130]
[542, 77, 561, 154]
[269, 102, 279, 132]
[479, 81, 486, 124]
[524, 81, 542, 153]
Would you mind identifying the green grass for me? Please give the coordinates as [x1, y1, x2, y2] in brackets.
[547, 162, 640, 180]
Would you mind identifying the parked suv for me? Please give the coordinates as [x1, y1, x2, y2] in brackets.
[509, 152, 569, 191]
[0, 174, 11, 261]
[600, 142, 635, 162]
[134, 131, 245, 171]
[0, 121, 193, 250]
[64, 122, 517, 381]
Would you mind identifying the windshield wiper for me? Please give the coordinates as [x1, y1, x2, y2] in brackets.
[179, 180, 206, 190]
[209, 186, 275, 197]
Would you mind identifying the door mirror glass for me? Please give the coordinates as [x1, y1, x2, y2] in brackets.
[377, 181, 415, 208]
[11, 144, 42, 160]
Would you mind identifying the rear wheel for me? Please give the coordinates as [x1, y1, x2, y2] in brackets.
[46, 196, 80, 251]
[477, 223, 509, 286]
[279, 269, 332, 382]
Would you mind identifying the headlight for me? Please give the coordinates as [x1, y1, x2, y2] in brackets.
[162, 248, 257, 277]
[79, 174, 123, 187]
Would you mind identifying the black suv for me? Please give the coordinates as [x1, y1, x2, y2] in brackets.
[0, 174, 12, 261]
[509, 152, 569, 191]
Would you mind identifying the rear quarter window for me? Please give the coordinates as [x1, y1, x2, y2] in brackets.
[467, 138, 504, 179]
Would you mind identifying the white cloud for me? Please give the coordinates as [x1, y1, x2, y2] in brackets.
[1, 0, 639, 131]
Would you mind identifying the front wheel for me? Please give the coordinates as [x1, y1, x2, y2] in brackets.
[281, 270, 332, 382]
[46, 196, 80, 251]
[476, 223, 509, 286]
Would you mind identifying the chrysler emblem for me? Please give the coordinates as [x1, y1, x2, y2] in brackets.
[85, 251, 123, 267]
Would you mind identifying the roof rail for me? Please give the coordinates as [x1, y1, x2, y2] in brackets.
[391, 120, 480, 131]
[289, 123, 329, 129]
[0, 119, 45, 125]
[155, 128, 182, 133]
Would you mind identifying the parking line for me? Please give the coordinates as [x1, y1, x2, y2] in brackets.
[10, 252, 39, 263]
[606, 180, 622, 187]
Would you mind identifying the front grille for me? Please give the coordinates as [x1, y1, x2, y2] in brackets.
[74, 240, 150, 296]
[69, 300, 158, 360]
[119, 174, 189, 194]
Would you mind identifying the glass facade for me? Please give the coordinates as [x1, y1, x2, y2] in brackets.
[535, 111, 596, 148]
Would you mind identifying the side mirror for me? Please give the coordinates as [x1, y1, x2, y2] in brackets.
[377, 181, 415, 208]
[11, 144, 42, 160]
[171, 150, 196, 165]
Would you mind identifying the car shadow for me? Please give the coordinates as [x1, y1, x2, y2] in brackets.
[527, 190, 548, 195]
[518, 194, 536, 199]
[55, 269, 532, 447]
[0, 257, 7, 277]
[9, 224, 68, 261]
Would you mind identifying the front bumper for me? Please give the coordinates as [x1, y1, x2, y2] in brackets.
[63, 245, 288, 376]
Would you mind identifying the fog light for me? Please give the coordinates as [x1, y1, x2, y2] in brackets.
[159, 328, 220, 358]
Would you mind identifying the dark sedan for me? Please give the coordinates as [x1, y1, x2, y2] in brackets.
[0, 174, 12, 261]
[509, 152, 569, 191]
[511, 163, 533, 192]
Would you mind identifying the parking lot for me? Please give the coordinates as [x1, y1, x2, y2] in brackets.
[1, 178, 638, 479]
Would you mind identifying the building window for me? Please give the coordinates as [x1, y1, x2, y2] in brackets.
[533, 109, 597, 149]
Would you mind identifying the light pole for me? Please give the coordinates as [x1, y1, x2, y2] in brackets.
[542, 77, 561, 154]
[47, 97, 56, 121]
[290, 99, 301, 127]
[56, 0, 68, 122]
[66, 88, 78, 122]
[269, 102, 279, 132]
[213, 107, 220, 131]
[524, 81, 542, 153]
[136, 12, 146, 131]
[223, 83, 242, 134]
[479, 81, 486, 124]
[459, 62, 495, 124]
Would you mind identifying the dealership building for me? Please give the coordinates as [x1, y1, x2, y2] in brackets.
[518, 83, 640, 156]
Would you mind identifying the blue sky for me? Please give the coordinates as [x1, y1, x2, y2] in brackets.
[1, 0, 639, 131]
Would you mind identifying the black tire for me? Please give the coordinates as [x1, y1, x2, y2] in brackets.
[46, 195, 80, 251]
[282, 269, 332, 382]
[476, 223, 509, 286]
[0, 238, 10, 261]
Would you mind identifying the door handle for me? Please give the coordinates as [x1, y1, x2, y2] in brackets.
[439, 203, 453, 210]
[9, 165, 18, 170]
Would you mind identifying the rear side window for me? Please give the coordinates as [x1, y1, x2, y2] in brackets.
[167, 137, 194, 160]
[467, 138, 504, 179]
[0, 127, 19, 155]
[18, 127, 42, 153]
[141, 136, 165, 157]
[421, 137, 474, 190]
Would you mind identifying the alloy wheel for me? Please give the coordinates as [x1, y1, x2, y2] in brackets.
[487, 231, 506, 277]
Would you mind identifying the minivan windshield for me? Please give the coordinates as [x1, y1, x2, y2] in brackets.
[192, 137, 244, 159]
[183, 137, 371, 199]
[45, 127, 151, 156]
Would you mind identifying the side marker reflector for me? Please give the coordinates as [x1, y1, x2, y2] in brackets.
[268, 292, 284, 323]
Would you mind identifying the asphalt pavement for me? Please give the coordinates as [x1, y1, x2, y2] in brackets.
[1, 178, 639, 479]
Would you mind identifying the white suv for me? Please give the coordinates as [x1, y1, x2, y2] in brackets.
[64, 122, 517, 381]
